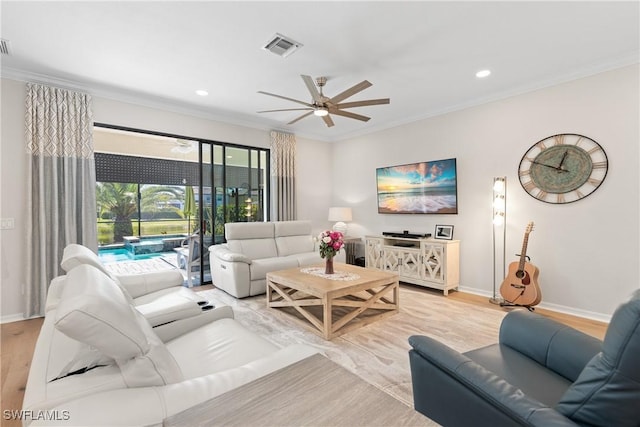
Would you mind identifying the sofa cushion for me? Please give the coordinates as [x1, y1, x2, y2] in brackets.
[274, 220, 312, 237]
[228, 238, 278, 260]
[464, 344, 572, 406]
[225, 222, 279, 259]
[276, 235, 315, 257]
[55, 264, 183, 387]
[250, 257, 299, 281]
[166, 318, 280, 379]
[60, 244, 135, 305]
[226, 221, 274, 240]
[500, 310, 602, 382]
[60, 243, 111, 276]
[286, 251, 323, 267]
[556, 289, 640, 426]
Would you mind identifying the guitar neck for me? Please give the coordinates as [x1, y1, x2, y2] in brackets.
[518, 233, 530, 271]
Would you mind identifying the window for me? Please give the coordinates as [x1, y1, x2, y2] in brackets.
[93, 125, 270, 285]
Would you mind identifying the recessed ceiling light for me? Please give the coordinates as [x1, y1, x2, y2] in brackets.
[476, 70, 491, 78]
[195, 89, 209, 96]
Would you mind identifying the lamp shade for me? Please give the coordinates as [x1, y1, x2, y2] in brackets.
[328, 207, 352, 222]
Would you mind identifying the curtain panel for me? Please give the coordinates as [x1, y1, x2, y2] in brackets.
[269, 131, 297, 221]
[25, 83, 97, 317]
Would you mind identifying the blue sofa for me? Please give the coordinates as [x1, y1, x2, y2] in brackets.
[409, 290, 640, 426]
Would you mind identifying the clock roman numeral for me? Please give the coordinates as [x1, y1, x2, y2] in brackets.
[588, 177, 602, 185]
[519, 169, 531, 177]
[554, 135, 565, 145]
[536, 140, 547, 150]
[587, 146, 602, 154]
[523, 181, 536, 192]
[557, 193, 565, 203]
[573, 136, 584, 146]
[575, 189, 584, 199]
[592, 161, 607, 169]
[536, 190, 548, 200]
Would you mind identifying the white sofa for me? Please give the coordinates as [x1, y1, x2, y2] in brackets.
[23, 263, 318, 426]
[209, 220, 345, 298]
[58, 244, 214, 330]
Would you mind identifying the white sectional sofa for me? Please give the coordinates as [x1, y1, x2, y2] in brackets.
[23, 263, 318, 426]
[209, 220, 345, 298]
[58, 244, 214, 331]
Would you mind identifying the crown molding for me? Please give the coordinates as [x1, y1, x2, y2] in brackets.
[0, 67, 333, 143]
[3, 53, 637, 144]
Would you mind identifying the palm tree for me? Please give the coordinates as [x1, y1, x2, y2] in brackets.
[96, 182, 138, 242]
[139, 185, 185, 219]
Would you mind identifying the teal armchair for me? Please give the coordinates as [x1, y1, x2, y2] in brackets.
[409, 290, 640, 426]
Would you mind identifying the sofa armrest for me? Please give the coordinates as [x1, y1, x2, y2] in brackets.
[499, 310, 602, 381]
[44, 275, 67, 313]
[209, 245, 252, 264]
[115, 269, 185, 299]
[408, 335, 579, 427]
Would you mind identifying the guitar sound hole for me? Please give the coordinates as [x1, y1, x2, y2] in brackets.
[515, 270, 525, 279]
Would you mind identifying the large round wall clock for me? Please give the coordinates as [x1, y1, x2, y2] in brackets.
[518, 133, 608, 204]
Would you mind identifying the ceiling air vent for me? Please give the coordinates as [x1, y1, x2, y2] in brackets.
[262, 33, 302, 58]
[0, 39, 11, 55]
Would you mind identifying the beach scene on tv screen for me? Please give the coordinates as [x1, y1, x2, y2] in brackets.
[377, 158, 457, 214]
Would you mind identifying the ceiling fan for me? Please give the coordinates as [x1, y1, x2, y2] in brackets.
[171, 139, 196, 154]
[257, 75, 390, 127]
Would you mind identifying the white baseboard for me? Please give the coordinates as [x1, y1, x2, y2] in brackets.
[0, 312, 43, 324]
[1, 312, 27, 324]
[0, 288, 613, 325]
[458, 286, 612, 323]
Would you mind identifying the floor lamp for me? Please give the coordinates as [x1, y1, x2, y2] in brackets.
[490, 177, 506, 305]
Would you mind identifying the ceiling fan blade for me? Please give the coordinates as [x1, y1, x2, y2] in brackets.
[287, 111, 314, 125]
[328, 108, 370, 122]
[322, 114, 335, 128]
[257, 108, 313, 113]
[328, 80, 372, 104]
[301, 75, 323, 104]
[336, 98, 390, 109]
[257, 91, 313, 108]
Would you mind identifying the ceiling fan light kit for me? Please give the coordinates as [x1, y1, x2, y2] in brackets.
[258, 74, 390, 127]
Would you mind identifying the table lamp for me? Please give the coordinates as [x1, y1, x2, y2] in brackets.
[328, 207, 352, 236]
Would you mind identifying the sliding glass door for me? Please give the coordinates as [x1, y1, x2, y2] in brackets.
[94, 125, 269, 286]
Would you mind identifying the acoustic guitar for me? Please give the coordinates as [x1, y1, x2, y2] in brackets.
[500, 221, 542, 307]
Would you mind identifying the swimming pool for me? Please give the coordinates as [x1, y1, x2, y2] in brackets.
[123, 234, 186, 256]
[98, 247, 170, 263]
[98, 234, 187, 262]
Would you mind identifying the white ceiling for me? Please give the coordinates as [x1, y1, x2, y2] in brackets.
[1, 1, 638, 142]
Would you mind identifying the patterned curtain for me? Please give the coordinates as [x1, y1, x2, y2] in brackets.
[25, 83, 97, 317]
[270, 130, 297, 220]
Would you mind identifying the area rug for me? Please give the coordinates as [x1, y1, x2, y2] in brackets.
[196, 285, 507, 411]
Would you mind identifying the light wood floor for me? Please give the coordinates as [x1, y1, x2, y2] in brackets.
[0, 289, 607, 427]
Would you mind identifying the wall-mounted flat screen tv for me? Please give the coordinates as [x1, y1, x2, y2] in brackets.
[376, 158, 458, 214]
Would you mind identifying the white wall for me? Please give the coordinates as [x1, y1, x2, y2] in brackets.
[0, 79, 28, 322]
[2, 65, 638, 321]
[332, 65, 639, 321]
[0, 79, 331, 320]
